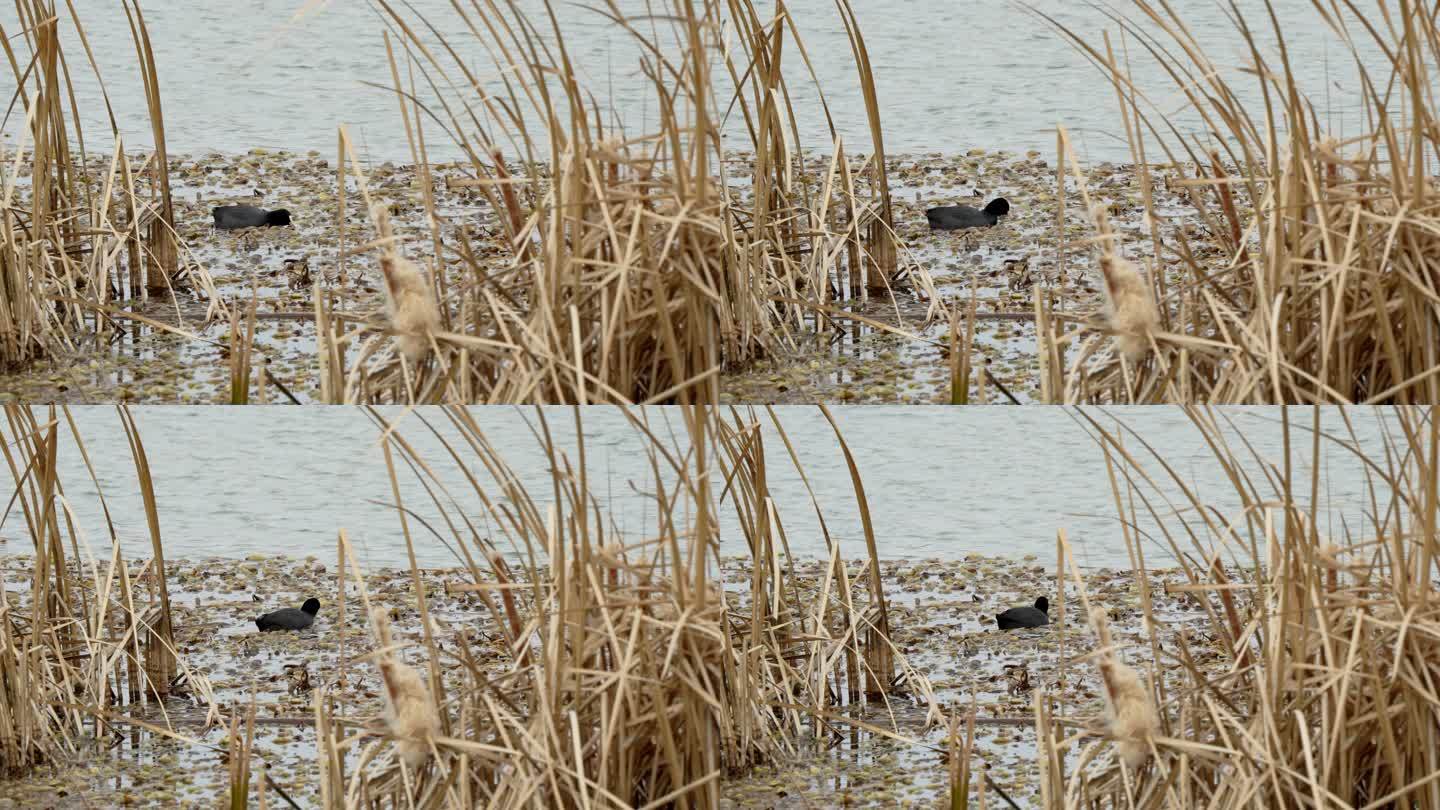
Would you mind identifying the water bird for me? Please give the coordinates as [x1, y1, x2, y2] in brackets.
[213, 204, 292, 230]
[284, 256, 312, 290]
[995, 596, 1049, 630]
[1003, 662, 1032, 695]
[285, 663, 313, 695]
[926, 198, 1010, 231]
[255, 597, 320, 632]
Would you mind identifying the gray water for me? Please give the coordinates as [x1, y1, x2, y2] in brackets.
[1, 1, 1395, 163]
[10, 406, 1401, 571]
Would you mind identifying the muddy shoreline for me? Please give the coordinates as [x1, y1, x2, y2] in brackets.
[0, 148, 1209, 405]
[0, 552, 1217, 808]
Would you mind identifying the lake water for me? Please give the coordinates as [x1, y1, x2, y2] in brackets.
[12, 406, 1399, 571]
[2, 1, 1393, 162]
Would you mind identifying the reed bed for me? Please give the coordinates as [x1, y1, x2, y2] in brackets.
[0, 1, 220, 372]
[0, 404, 215, 779]
[311, 404, 939, 808]
[314, 0, 933, 404]
[1035, 406, 1440, 808]
[1037, 1, 1440, 404]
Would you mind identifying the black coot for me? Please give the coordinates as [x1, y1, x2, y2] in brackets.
[213, 205, 292, 230]
[925, 198, 1010, 231]
[255, 597, 320, 632]
[995, 596, 1049, 630]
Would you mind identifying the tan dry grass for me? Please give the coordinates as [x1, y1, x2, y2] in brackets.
[1036, 407, 1440, 809]
[1036, 1, 1440, 404]
[0, 2, 222, 373]
[313, 0, 934, 404]
[310, 405, 940, 809]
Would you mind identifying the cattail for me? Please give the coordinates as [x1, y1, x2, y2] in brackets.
[598, 542, 626, 591]
[380, 658, 439, 769]
[1093, 205, 1158, 363]
[372, 203, 440, 366]
[1317, 543, 1346, 569]
[1317, 542, 1346, 593]
[371, 607, 440, 770]
[1091, 607, 1158, 770]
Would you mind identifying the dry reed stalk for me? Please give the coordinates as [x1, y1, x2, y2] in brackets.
[315, 0, 930, 403]
[0, 2, 218, 372]
[1036, 1, 1440, 404]
[228, 292, 258, 405]
[0, 404, 213, 781]
[948, 705, 977, 810]
[120, 0, 178, 293]
[312, 404, 938, 808]
[227, 699, 257, 810]
[950, 290, 978, 405]
[1039, 406, 1440, 808]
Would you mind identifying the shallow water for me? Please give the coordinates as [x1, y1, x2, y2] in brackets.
[24, 406, 1397, 569]
[2, 0, 1392, 162]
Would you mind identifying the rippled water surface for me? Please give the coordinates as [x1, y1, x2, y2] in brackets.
[22, 407, 1397, 568]
[2, 1, 1389, 161]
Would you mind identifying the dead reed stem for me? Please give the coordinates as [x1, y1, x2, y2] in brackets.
[1040, 406, 1440, 808]
[311, 404, 939, 808]
[317, 0, 932, 403]
[1037, 1, 1440, 404]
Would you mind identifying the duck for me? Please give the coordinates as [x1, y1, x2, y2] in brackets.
[213, 204, 292, 230]
[995, 596, 1049, 630]
[255, 597, 320, 632]
[926, 197, 1010, 230]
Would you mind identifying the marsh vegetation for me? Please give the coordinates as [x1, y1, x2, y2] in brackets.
[0, 404, 1435, 808]
[4, 1, 1438, 404]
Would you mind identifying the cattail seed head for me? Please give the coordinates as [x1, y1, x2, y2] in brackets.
[371, 203, 440, 366]
[379, 657, 440, 770]
[1092, 205, 1159, 363]
[370, 607, 441, 770]
[1090, 607, 1159, 770]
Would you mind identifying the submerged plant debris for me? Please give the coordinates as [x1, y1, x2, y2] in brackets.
[0, 553, 1217, 808]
